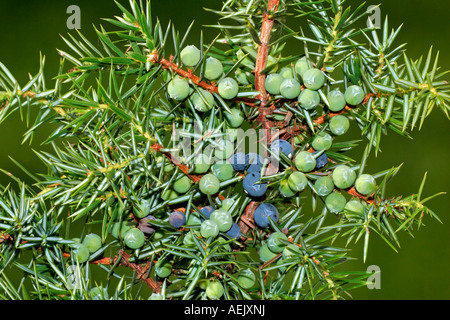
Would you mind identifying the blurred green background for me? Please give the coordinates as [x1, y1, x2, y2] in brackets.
[0, 0, 448, 299]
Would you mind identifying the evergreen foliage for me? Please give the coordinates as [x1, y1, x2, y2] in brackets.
[0, 0, 448, 300]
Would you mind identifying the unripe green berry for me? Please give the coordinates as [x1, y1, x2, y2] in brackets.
[288, 171, 308, 192]
[314, 176, 335, 197]
[265, 73, 284, 95]
[329, 115, 350, 136]
[194, 153, 212, 174]
[312, 132, 333, 151]
[204, 57, 223, 80]
[221, 198, 235, 212]
[155, 260, 172, 278]
[295, 151, 316, 172]
[134, 199, 152, 219]
[237, 269, 256, 289]
[344, 200, 366, 221]
[205, 280, 224, 300]
[235, 68, 250, 85]
[327, 89, 347, 112]
[280, 67, 294, 79]
[355, 174, 377, 196]
[224, 107, 245, 128]
[214, 139, 235, 160]
[280, 78, 301, 99]
[325, 191, 347, 214]
[282, 243, 301, 259]
[267, 231, 288, 253]
[173, 175, 192, 194]
[294, 57, 310, 78]
[345, 85, 365, 106]
[298, 88, 321, 110]
[199, 173, 220, 195]
[111, 221, 133, 239]
[82, 233, 102, 253]
[73, 243, 90, 263]
[279, 179, 296, 198]
[161, 189, 178, 201]
[123, 227, 146, 249]
[212, 162, 234, 182]
[259, 243, 278, 262]
[332, 165, 356, 189]
[167, 78, 190, 101]
[218, 77, 239, 100]
[210, 208, 233, 232]
[190, 88, 215, 112]
[344, 199, 366, 216]
[180, 45, 201, 67]
[302, 68, 325, 90]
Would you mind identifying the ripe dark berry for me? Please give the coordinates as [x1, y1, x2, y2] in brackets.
[139, 215, 157, 235]
[226, 222, 241, 239]
[229, 152, 248, 172]
[253, 203, 279, 228]
[314, 151, 328, 169]
[243, 171, 268, 198]
[270, 139, 294, 159]
[246, 153, 263, 173]
[169, 211, 186, 228]
[200, 206, 215, 220]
